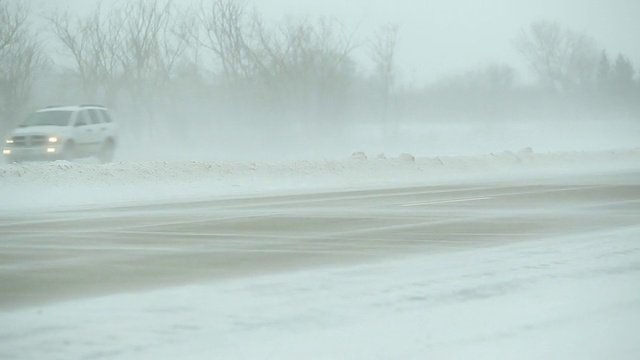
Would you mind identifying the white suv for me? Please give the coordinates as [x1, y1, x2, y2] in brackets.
[3, 105, 118, 163]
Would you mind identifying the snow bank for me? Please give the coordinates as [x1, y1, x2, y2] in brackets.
[1, 148, 639, 211]
[1, 225, 638, 360]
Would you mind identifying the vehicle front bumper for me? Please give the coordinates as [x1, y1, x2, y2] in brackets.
[3, 145, 65, 162]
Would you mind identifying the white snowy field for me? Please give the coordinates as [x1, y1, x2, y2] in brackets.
[0, 226, 638, 360]
[0, 148, 639, 360]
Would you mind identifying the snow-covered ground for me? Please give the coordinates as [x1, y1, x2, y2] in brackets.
[0, 225, 638, 360]
[1, 148, 639, 212]
[1, 148, 639, 360]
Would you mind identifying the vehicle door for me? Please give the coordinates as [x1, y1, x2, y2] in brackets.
[86, 109, 106, 151]
[72, 110, 95, 156]
[97, 109, 117, 137]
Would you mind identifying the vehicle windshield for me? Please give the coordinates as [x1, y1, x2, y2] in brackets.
[20, 111, 72, 127]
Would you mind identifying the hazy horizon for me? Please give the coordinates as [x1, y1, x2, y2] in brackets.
[26, 0, 640, 85]
[2, 0, 638, 161]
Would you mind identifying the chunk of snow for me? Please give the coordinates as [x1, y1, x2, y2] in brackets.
[351, 152, 367, 161]
[397, 153, 416, 162]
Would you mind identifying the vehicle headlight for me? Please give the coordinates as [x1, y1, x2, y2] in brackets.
[5, 139, 13, 144]
[48, 137, 59, 143]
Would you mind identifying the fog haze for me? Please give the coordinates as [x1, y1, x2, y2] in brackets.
[2, 0, 639, 160]
[2, 2, 640, 359]
[261, 0, 639, 83]
[31, 0, 640, 83]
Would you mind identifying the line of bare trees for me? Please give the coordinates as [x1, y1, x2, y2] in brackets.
[1, 1, 638, 143]
[0, 0, 381, 141]
[38, 0, 396, 139]
[46, 1, 193, 111]
[409, 20, 639, 122]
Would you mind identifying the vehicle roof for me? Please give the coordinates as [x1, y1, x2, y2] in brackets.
[37, 105, 109, 112]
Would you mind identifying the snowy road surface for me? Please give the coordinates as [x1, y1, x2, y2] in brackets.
[0, 162, 639, 358]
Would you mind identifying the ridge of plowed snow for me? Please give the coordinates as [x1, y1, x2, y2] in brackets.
[1, 148, 638, 211]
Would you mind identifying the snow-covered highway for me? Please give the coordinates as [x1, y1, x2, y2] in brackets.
[1, 173, 639, 309]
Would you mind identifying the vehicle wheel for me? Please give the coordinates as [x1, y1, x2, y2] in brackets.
[98, 140, 115, 163]
[61, 141, 76, 161]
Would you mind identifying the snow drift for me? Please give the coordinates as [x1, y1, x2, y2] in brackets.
[1, 148, 639, 212]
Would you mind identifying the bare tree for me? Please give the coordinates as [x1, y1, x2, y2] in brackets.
[156, 5, 194, 86]
[48, 4, 130, 102]
[257, 16, 358, 121]
[47, 8, 103, 98]
[371, 24, 399, 122]
[0, 0, 25, 55]
[197, 0, 258, 83]
[514, 21, 599, 92]
[85, 4, 127, 103]
[611, 54, 635, 91]
[48, 0, 190, 103]
[119, 0, 168, 101]
[195, 3, 359, 123]
[0, 0, 46, 133]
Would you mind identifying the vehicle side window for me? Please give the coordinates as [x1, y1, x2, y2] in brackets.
[74, 111, 90, 127]
[99, 110, 113, 123]
[87, 109, 103, 124]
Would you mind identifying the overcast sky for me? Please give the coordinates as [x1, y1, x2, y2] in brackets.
[31, 0, 640, 84]
[253, 0, 640, 84]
